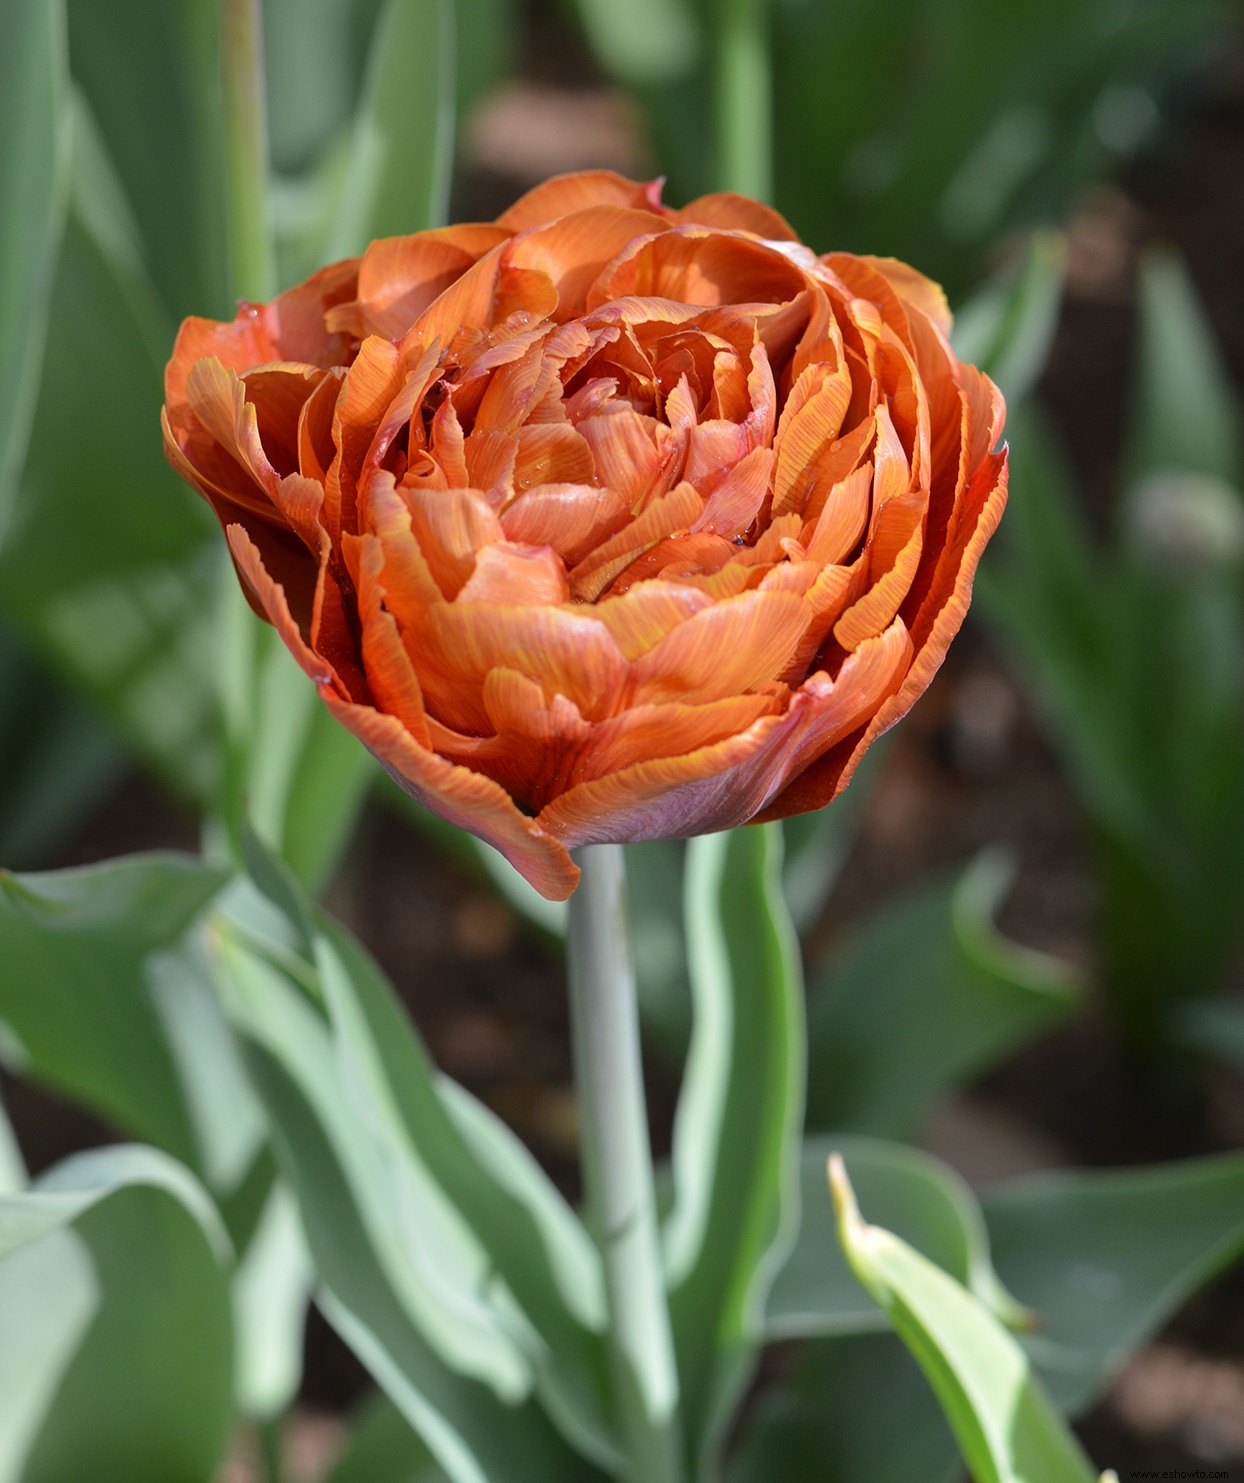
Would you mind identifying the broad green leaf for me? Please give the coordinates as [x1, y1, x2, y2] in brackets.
[327, 1391, 449, 1483]
[0, 180, 221, 800]
[983, 1151, 1244, 1413]
[0, 1144, 234, 1483]
[570, 0, 700, 86]
[0, 0, 70, 535]
[215, 926, 601, 1483]
[766, 1135, 1020, 1340]
[728, 1332, 960, 1483]
[830, 1157, 1097, 1483]
[806, 851, 1078, 1137]
[66, 0, 230, 321]
[0, 854, 260, 1190]
[318, 0, 456, 264]
[313, 916, 618, 1466]
[1174, 995, 1244, 1072]
[230, 1178, 311, 1419]
[219, 834, 616, 1464]
[665, 825, 804, 1471]
[951, 232, 1066, 407]
[264, 0, 380, 173]
[1126, 247, 1242, 489]
[0, 623, 125, 869]
[0, 1090, 26, 1197]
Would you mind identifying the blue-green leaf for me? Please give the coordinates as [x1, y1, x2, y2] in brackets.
[767, 1135, 1021, 1340]
[0, 854, 256, 1188]
[806, 851, 1078, 1137]
[983, 1151, 1244, 1413]
[0, 0, 70, 534]
[830, 1157, 1097, 1483]
[0, 1144, 234, 1483]
[665, 824, 804, 1471]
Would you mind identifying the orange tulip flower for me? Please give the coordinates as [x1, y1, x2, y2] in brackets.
[163, 171, 1006, 900]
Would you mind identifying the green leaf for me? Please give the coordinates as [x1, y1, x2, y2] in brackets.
[316, 0, 457, 265]
[215, 926, 600, 1483]
[327, 1391, 449, 1483]
[0, 1144, 234, 1483]
[0, 854, 261, 1190]
[0, 624, 126, 868]
[66, 0, 230, 321]
[0, 1089, 26, 1197]
[806, 851, 1079, 1137]
[0, 176, 221, 800]
[766, 1135, 1021, 1341]
[230, 1178, 312, 1419]
[665, 824, 804, 1471]
[951, 232, 1066, 407]
[1126, 247, 1243, 488]
[728, 1332, 961, 1483]
[983, 1151, 1244, 1414]
[570, 0, 700, 86]
[829, 1157, 1097, 1483]
[0, 0, 70, 534]
[312, 915, 618, 1465]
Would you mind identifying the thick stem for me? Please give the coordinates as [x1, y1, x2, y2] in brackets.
[567, 845, 684, 1483]
[715, 0, 772, 201]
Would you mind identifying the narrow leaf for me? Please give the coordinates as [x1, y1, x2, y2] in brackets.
[665, 824, 804, 1469]
[830, 1156, 1098, 1483]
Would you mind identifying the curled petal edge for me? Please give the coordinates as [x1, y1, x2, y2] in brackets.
[226, 525, 581, 902]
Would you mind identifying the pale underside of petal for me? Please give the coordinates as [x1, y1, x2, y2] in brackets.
[538, 620, 908, 847]
[327, 694, 580, 900]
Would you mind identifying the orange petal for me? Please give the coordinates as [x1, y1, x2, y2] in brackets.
[589, 226, 811, 310]
[592, 580, 714, 660]
[349, 532, 431, 744]
[416, 602, 628, 732]
[499, 483, 630, 564]
[832, 503, 924, 651]
[495, 170, 668, 231]
[402, 483, 504, 598]
[506, 205, 673, 321]
[625, 588, 809, 707]
[675, 194, 800, 241]
[576, 405, 668, 508]
[568, 480, 703, 600]
[328, 693, 580, 900]
[803, 463, 872, 567]
[692, 445, 773, 537]
[455, 541, 569, 606]
[512, 421, 596, 491]
[344, 225, 510, 339]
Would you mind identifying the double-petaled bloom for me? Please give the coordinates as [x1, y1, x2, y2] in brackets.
[163, 171, 1006, 899]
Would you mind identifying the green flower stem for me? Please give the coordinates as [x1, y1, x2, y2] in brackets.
[214, 0, 276, 855]
[567, 845, 685, 1483]
[715, 0, 772, 201]
[220, 0, 275, 303]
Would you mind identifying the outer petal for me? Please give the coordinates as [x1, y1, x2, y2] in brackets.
[495, 170, 668, 230]
[538, 619, 910, 847]
[228, 525, 579, 900]
[756, 449, 1008, 822]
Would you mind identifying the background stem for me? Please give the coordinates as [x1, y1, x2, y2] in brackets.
[567, 845, 684, 1483]
[220, 0, 275, 302]
[715, 0, 772, 201]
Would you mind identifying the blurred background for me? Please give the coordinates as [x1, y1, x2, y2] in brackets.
[2, 0, 1244, 1475]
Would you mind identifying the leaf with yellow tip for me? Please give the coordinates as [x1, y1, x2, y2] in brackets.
[828, 1155, 1099, 1483]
